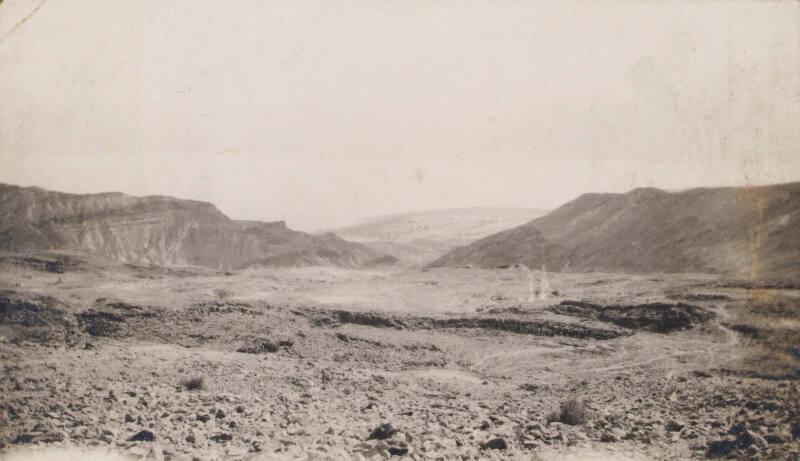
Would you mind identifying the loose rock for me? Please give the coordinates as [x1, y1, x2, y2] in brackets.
[128, 430, 155, 442]
[367, 423, 398, 441]
[480, 438, 508, 450]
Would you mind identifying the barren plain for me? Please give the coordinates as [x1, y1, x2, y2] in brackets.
[1, 252, 798, 460]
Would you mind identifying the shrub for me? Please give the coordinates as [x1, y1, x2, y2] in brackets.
[213, 289, 232, 300]
[237, 337, 293, 354]
[547, 398, 588, 426]
[180, 376, 205, 391]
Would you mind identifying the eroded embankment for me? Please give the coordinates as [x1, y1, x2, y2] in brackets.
[298, 308, 627, 340]
[0, 291, 80, 345]
[549, 300, 713, 333]
[0, 254, 86, 274]
[0, 291, 162, 346]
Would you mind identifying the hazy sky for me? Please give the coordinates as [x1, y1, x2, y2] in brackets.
[1, 1, 798, 231]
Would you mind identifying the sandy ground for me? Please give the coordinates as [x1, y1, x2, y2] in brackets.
[0, 253, 798, 460]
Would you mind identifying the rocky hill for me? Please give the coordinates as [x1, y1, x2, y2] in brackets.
[333, 207, 548, 267]
[0, 184, 387, 269]
[428, 182, 800, 278]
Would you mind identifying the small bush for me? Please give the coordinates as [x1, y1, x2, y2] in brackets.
[237, 337, 293, 354]
[213, 289, 232, 300]
[181, 376, 205, 391]
[547, 398, 588, 426]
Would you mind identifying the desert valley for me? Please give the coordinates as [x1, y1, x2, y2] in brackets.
[0, 182, 798, 461]
[2, 1, 799, 459]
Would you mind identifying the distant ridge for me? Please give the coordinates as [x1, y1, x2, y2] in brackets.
[0, 183, 388, 270]
[332, 207, 548, 267]
[428, 182, 800, 278]
[335, 207, 547, 243]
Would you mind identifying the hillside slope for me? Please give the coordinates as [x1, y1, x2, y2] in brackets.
[0, 184, 387, 270]
[428, 183, 800, 278]
[333, 207, 547, 266]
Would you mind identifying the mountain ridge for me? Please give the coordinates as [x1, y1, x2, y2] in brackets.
[428, 182, 800, 278]
[0, 183, 388, 270]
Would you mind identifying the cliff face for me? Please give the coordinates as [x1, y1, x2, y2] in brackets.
[428, 182, 800, 278]
[0, 184, 386, 269]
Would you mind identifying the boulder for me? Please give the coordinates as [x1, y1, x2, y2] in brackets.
[706, 439, 736, 458]
[128, 430, 155, 442]
[480, 438, 508, 450]
[736, 430, 768, 449]
[368, 423, 398, 441]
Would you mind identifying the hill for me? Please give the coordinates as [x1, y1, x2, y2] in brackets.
[428, 182, 800, 278]
[0, 184, 387, 270]
[332, 207, 548, 266]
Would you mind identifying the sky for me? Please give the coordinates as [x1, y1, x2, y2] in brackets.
[1, 0, 799, 231]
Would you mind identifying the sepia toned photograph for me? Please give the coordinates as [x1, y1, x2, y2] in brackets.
[0, 1, 799, 460]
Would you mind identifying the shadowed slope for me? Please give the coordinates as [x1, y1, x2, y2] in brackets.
[429, 182, 800, 278]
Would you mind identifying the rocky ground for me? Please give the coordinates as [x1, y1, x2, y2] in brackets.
[0, 252, 798, 460]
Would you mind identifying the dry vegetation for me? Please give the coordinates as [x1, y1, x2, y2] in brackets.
[723, 292, 800, 379]
[546, 398, 589, 426]
[179, 376, 206, 391]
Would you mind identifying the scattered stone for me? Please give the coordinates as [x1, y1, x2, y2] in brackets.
[237, 338, 291, 354]
[197, 413, 211, 423]
[128, 430, 155, 442]
[665, 420, 684, 432]
[706, 439, 736, 458]
[736, 429, 768, 449]
[728, 422, 746, 435]
[388, 446, 409, 456]
[765, 434, 784, 444]
[98, 429, 114, 443]
[368, 423, 398, 441]
[600, 432, 617, 443]
[210, 433, 232, 443]
[12, 434, 33, 444]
